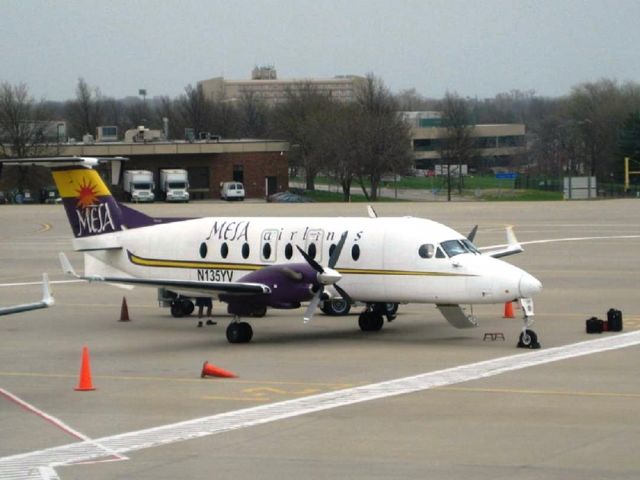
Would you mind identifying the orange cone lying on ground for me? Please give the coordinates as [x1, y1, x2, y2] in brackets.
[503, 301, 515, 318]
[75, 346, 96, 391]
[201, 361, 237, 379]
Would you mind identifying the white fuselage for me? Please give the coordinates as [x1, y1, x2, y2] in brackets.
[84, 216, 540, 305]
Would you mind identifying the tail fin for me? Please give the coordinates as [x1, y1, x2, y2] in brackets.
[52, 166, 127, 238]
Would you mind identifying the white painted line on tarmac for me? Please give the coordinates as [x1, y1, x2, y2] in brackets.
[1, 331, 640, 479]
[0, 280, 83, 288]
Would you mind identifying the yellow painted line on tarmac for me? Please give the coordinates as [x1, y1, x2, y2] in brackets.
[38, 223, 52, 233]
[0, 371, 355, 388]
[437, 386, 640, 399]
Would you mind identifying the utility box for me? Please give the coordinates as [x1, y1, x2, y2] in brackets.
[564, 176, 597, 200]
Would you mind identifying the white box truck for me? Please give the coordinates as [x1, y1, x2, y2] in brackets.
[123, 170, 155, 203]
[160, 169, 190, 202]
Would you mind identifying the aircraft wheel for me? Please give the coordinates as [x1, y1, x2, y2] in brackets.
[170, 301, 185, 318]
[517, 329, 540, 349]
[321, 298, 351, 316]
[358, 312, 384, 332]
[182, 300, 195, 315]
[226, 322, 253, 343]
[385, 303, 399, 315]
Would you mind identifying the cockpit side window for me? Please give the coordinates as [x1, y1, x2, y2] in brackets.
[435, 247, 446, 258]
[418, 244, 434, 259]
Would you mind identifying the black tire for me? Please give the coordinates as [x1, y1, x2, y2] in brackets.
[170, 301, 185, 318]
[182, 300, 195, 316]
[518, 329, 540, 349]
[321, 298, 351, 316]
[358, 312, 384, 332]
[385, 303, 399, 315]
[226, 322, 253, 343]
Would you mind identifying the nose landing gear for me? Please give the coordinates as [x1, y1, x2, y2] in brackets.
[517, 298, 540, 349]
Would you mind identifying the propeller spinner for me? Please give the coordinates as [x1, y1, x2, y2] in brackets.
[296, 231, 351, 323]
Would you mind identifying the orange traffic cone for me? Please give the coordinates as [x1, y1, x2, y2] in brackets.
[75, 346, 96, 391]
[503, 301, 515, 318]
[119, 297, 130, 322]
[201, 361, 237, 379]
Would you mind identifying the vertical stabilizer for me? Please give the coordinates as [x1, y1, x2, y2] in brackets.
[52, 166, 125, 238]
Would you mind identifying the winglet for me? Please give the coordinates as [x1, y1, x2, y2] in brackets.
[479, 225, 524, 258]
[41, 273, 54, 307]
[367, 205, 378, 218]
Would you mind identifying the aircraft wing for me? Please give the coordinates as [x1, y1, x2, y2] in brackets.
[59, 253, 270, 297]
[0, 274, 54, 316]
[478, 226, 524, 258]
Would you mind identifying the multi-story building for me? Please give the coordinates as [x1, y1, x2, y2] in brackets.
[198, 66, 366, 106]
[404, 111, 526, 173]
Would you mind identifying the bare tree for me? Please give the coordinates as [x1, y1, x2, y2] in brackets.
[0, 82, 51, 191]
[65, 78, 103, 139]
[353, 74, 413, 201]
[271, 82, 335, 190]
[439, 92, 475, 200]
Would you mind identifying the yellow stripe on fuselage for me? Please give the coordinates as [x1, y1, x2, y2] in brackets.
[52, 169, 111, 198]
[127, 252, 473, 277]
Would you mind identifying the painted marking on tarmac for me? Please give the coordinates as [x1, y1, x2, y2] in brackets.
[37, 224, 52, 233]
[0, 388, 128, 466]
[1, 331, 640, 479]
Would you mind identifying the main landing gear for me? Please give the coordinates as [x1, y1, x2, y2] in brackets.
[170, 298, 195, 317]
[516, 298, 540, 349]
[358, 303, 398, 332]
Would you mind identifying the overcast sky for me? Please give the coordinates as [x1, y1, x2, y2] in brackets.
[2, 0, 639, 101]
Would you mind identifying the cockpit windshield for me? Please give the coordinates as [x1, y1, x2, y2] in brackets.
[440, 239, 478, 257]
[461, 238, 480, 254]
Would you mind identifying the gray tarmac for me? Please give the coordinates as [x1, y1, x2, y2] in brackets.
[1, 199, 639, 479]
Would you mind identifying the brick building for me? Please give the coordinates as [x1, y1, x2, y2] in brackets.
[0, 139, 289, 201]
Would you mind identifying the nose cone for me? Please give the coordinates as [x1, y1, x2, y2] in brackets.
[519, 273, 542, 297]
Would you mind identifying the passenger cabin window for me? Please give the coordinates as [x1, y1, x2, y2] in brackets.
[351, 244, 360, 261]
[284, 243, 293, 260]
[418, 244, 434, 259]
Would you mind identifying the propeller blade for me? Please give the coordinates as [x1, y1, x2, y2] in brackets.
[303, 290, 323, 323]
[333, 284, 353, 305]
[328, 231, 348, 269]
[296, 245, 324, 274]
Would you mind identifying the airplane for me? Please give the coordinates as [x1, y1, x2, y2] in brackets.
[0, 273, 54, 316]
[0, 157, 542, 347]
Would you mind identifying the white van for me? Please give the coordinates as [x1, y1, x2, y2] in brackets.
[220, 182, 245, 201]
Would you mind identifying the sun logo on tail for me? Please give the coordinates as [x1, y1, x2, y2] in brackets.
[75, 176, 99, 209]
